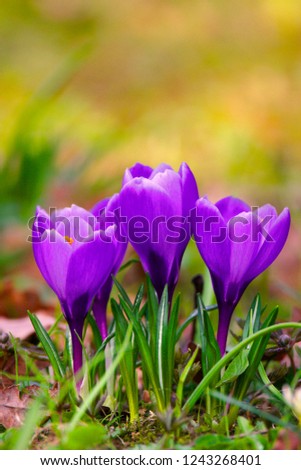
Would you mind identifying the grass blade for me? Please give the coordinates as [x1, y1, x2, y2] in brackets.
[183, 321, 301, 414]
[28, 311, 65, 380]
[166, 293, 180, 403]
[176, 304, 218, 342]
[112, 299, 138, 422]
[119, 296, 165, 411]
[198, 295, 221, 375]
[67, 323, 133, 433]
[156, 286, 169, 396]
[112, 275, 132, 308]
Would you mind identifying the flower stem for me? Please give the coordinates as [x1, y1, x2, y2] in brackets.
[70, 320, 84, 392]
[93, 302, 108, 341]
[93, 279, 114, 341]
[217, 304, 235, 355]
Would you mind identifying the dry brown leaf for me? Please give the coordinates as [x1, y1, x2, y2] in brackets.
[0, 311, 54, 340]
[273, 429, 301, 450]
[0, 280, 53, 318]
[0, 385, 40, 429]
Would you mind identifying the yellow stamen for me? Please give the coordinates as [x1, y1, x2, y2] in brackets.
[64, 236, 74, 245]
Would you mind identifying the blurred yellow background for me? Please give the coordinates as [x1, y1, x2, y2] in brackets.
[1, 0, 300, 317]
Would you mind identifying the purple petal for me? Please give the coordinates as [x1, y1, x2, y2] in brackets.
[65, 231, 117, 321]
[90, 198, 110, 217]
[93, 229, 127, 338]
[55, 216, 95, 247]
[193, 197, 230, 280]
[226, 211, 261, 303]
[251, 204, 278, 249]
[53, 204, 93, 223]
[106, 193, 121, 214]
[179, 162, 199, 218]
[149, 163, 173, 178]
[151, 169, 182, 214]
[32, 207, 51, 240]
[228, 211, 260, 284]
[118, 178, 180, 297]
[247, 207, 291, 281]
[122, 163, 153, 185]
[33, 229, 71, 300]
[216, 197, 251, 223]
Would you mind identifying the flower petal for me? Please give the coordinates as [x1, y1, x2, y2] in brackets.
[53, 204, 98, 233]
[122, 163, 153, 185]
[151, 169, 182, 214]
[193, 197, 230, 279]
[55, 216, 95, 249]
[216, 196, 251, 223]
[32, 207, 51, 241]
[226, 211, 261, 303]
[179, 162, 199, 218]
[118, 177, 179, 297]
[90, 198, 110, 217]
[247, 207, 290, 281]
[33, 229, 71, 300]
[149, 163, 173, 178]
[65, 231, 117, 321]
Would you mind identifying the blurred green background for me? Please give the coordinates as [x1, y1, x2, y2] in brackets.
[0, 0, 300, 321]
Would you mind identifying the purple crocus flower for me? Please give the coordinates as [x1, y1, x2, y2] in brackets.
[32, 204, 117, 387]
[91, 197, 127, 340]
[109, 162, 199, 300]
[192, 196, 291, 355]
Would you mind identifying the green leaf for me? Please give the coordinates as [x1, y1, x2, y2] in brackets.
[133, 283, 145, 313]
[118, 258, 140, 273]
[146, 274, 159, 364]
[166, 293, 180, 402]
[176, 304, 218, 342]
[61, 424, 107, 450]
[112, 275, 132, 308]
[86, 312, 103, 350]
[119, 296, 165, 411]
[175, 346, 199, 416]
[67, 322, 133, 433]
[229, 306, 279, 422]
[156, 286, 169, 394]
[28, 311, 65, 380]
[239, 307, 279, 392]
[112, 299, 138, 422]
[193, 433, 256, 450]
[217, 350, 249, 387]
[211, 390, 298, 431]
[183, 321, 301, 414]
[198, 295, 221, 375]
[242, 294, 262, 340]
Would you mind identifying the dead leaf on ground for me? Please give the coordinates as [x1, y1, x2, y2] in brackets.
[0, 280, 54, 318]
[273, 428, 301, 450]
[0, 385, 40, 429]
[0, 310, 54, 340]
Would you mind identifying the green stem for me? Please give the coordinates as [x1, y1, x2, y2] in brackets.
[183, 322, 301, 414]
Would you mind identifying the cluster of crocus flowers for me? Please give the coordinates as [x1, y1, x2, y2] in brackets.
[32, 162, 291, 388]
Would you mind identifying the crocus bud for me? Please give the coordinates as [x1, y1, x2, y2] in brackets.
[192, 196, 290, 354]
[32, 204, 118, 388]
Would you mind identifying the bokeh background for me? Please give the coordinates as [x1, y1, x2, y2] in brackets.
[1, 0, 301, 327]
